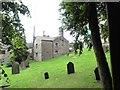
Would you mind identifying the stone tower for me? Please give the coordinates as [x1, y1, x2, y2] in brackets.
[59, 27, 63, 37]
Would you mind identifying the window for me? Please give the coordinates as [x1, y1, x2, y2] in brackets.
[36, 53, 38, 57]
[55, 50, 58, 53]
[36, 44, 38, 49]
[55, 43, 58, 47]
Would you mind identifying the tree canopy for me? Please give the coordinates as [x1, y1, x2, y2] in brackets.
[59, 2, 108, 44]
[1, 1, 30, 63]
[59, 2, 89, 43]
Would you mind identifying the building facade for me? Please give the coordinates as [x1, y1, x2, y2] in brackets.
[33, 28, 69, 61]
[0, 43, 10, 64]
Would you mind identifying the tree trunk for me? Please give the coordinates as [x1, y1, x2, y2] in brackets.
[107, 2, 120, 90]
[88, 3, 112, 89]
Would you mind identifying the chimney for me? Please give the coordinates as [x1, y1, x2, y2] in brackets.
[43, 31, 46, 37]
[59, 27, 63, 37]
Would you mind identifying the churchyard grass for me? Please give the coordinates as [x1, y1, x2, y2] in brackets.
[3, 48, 111, 88]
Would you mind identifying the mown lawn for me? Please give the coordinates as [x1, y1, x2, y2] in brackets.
[2, 48, 111, 88]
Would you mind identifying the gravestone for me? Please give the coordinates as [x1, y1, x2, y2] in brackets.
[44, 72, 49, 79]
[20, 61, 26, 70]
[67, 62, 75, 74]
[94, 67, 100, 80]
[12, 61, 20, 74]
[25, 60, 29, 68]
[67, 53, 69, 56]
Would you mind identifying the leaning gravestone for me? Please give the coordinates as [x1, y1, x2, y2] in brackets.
[20, 61, 26, 70]
[12, 61, 20, 74]
[44, 72, 49, 79]
[67, 62, 75, 74]
[25, 60, 29, 68]
[94, 67, 100, 80]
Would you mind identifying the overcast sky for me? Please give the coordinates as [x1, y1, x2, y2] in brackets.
[20, 0, 74, 43]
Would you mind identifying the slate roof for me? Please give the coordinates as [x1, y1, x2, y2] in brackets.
[35, 36, 56, 41]
[35, 35, 69, 42]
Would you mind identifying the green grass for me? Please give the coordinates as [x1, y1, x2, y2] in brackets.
[2, 48, 111, 88]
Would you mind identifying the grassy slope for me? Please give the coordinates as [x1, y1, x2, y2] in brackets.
[3, 48, 111, 88]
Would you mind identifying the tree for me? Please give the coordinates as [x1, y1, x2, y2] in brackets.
[59, 2, 113, 89]
[107, 2, 120, 89]
[78, 41, 83, 55]
[96, 3, 109, 43]
[0, 1, 30, 87]
[59, 2, 89, 43]
[88, 3, 112, 89]
[73, 41, 78, 55]
[1, 1, 30, 63]
[0, 36, 10, 87]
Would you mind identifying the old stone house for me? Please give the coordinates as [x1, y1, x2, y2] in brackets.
[33, 28, 69, 61]
[0, 43, 10, 64]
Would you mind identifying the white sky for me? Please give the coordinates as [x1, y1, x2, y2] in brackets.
[20, 0, 74, 43]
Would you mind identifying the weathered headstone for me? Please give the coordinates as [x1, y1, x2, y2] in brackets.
[67, 53, 69, 56]
[20, 61, 26, 70]
[94, 67, 100, 80]
[25, 60, 29, 68]
[12, 61, 20, 74]
[67, 62, 75, 74]
[44, 72, 49, 79]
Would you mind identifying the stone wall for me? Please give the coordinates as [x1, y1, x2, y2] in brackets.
[41, 40, 53, 60]
[0, 49, 10, 63]
[33, 37, 42, 61]
[33, 36, 69, 61]
[53, 36, 69, 57]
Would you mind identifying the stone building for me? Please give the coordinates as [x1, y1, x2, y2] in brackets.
[0, 43, 10, 64]
[33, 27, 69, 61]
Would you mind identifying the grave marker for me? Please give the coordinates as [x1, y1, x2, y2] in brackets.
[12, 61, 20, 74]
[94, 67, 100, 80]
[44, 72, 49, 79]
[25, 60, 29, 68]
[20, 61, 26, 70]
[67, 62, 75, 74]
